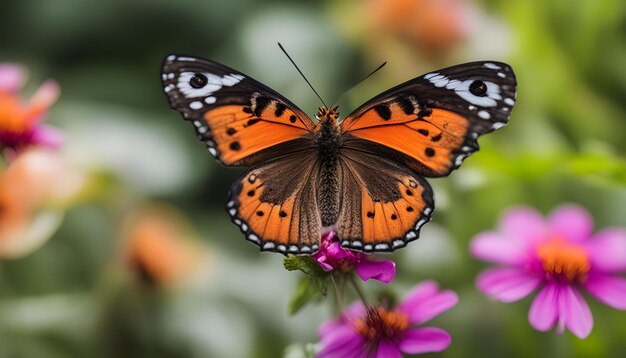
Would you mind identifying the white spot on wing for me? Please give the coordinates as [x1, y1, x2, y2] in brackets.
[478, 110, 491, 119]
[492, 122, 506, 129]
[504, 98, 515, 106]
[375, 243, 389, 250]
[190, 101, 203, 110]
[497, 72, 506, 78]
[177, 57, 197, 62]
[484, 63, 501, 70]
[205, 96, 216, 104]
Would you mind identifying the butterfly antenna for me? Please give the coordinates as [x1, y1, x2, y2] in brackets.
[329, 61, 387, 109]
[278, 42, 328, 108]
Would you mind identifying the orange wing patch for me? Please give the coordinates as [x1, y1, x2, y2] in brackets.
[357, 176, 431, 251]
[341, 98, 419, 132]
[203, 100, 314, 165]
[234, 175, 298, 246]
[346, 108, 470, 176]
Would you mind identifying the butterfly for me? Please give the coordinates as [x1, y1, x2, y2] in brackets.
[161, 54, 516, 255]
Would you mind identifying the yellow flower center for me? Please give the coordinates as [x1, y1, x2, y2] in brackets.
[355, 307, 409, 341]
[536, 237, 590, 281]
[0, 93, 31, 134]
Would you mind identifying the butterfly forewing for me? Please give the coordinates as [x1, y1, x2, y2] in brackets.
[341, 61, 517, 177]
[162, 55, 316, 166]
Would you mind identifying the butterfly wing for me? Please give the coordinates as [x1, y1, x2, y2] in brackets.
[340, 61, 517, 177]
[162, 55, 316, 166]
[337, 144, 434, 252]
[226, 143, 323, 254]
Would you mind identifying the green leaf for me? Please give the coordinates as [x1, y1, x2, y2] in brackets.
[284, 256, 331, 315]
[283, 256, 329, 295]
[288, 277, 323, 315]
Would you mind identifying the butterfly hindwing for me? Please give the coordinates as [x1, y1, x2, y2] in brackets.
[226, 145, 323, 254]
[162, 55, 316, 166]
[337, 141, 434, 252]
[341, 61, 516, 177]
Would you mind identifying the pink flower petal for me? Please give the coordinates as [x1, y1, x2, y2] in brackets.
[476, 267, 541, 302]
[396, 280, 438, 314]
[548, 204, 593, 243]
[559, 285, 593, 339]
[398, 327, 452, 354]
[355, 259, 396, 284]
[318, 303, 366, 338]
[585, 228, 626, 273]
[398, 288, 458, 325]
[528, 282, 559, 332]
[0, 64, 27, 93]
[375, 340, 402, 358]
[31, 125, 63, 148]
[499, 207, 547, 244]
[583, 273, 626, 310]
[470, 231, 530, 265]
[317, 325, 364, 358]
[27, 80, 60, 122]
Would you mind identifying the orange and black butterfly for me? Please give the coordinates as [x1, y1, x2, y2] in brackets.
[161, 54, 516, 254]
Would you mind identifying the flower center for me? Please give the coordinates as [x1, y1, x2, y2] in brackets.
[536, 237, 590, 281]
[0, 94, 31, 134]
[354, 307, 409, 341]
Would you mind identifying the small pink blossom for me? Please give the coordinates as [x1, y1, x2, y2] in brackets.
[471, 204, 626, 339]
[312, 231, 396, 283]
[0, 64, 61, 154]
[317, 280, 457, 357]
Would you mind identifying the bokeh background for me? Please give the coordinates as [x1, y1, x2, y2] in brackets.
[1, 0, 625, 357]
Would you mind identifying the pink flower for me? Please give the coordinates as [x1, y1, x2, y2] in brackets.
[312, 231, 396, 284]
[317, 280, 457, 357]
[471, 204, 626, 339]
[0, 64, 62, 154]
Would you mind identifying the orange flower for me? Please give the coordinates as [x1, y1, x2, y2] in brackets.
[0, 148, 85, 257]
[368, 0, 468, 55]
[0, 64, 61, 156]
[124, 205, 210, 287]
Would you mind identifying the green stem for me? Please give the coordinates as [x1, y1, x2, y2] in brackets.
[349, 275, 369, 307]
[330, 272, 345, 314]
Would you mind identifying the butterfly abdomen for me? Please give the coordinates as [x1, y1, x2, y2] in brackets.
[316, 116, 341, 227]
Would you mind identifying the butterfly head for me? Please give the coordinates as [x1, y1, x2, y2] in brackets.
[315, 106, 340, 123]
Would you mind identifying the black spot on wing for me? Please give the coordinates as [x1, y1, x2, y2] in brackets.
[397, 98, 415, 115]
[374, 104, 392, 120]
[274, 102, 287, 117]
[253, 96, 271, 116]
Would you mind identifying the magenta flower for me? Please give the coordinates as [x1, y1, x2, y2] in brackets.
[471, 204, 626, 339]
[0, 64, 62, 154]
[312, 231, 396, 284]
[317, 280, 457, 357]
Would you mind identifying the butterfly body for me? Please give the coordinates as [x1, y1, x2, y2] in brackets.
[162, 55, 517, 255]
[315, 107, 342, 227]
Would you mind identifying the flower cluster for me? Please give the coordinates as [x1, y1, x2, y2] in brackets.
[0, 64, 61, 156]
[0, 64, 79, 258]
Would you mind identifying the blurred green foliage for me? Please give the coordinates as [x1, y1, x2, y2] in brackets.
[1, 0, 625, 357]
